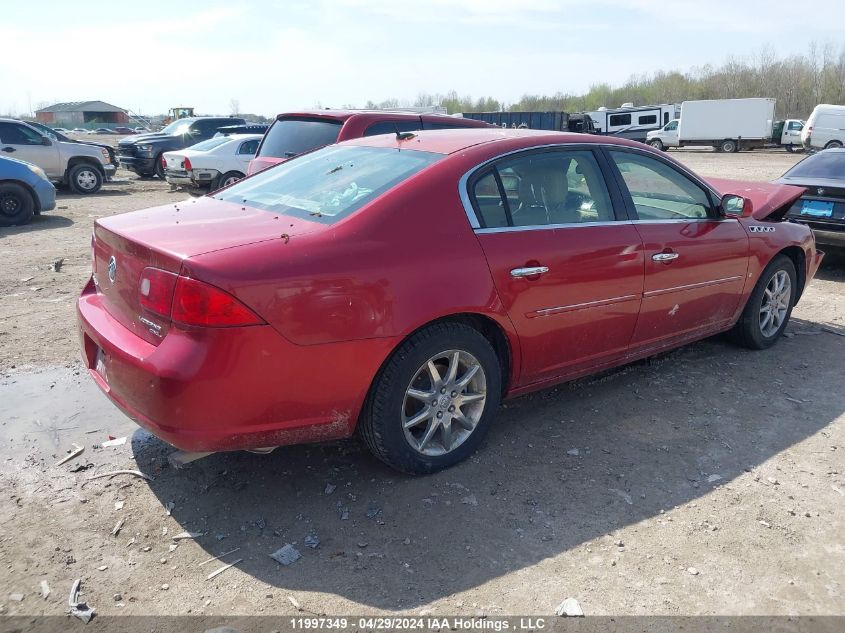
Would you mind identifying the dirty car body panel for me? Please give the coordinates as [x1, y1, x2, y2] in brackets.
[78, 129, 821, 457]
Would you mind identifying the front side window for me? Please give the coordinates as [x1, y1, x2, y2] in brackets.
[665, 120, 678, 131]
[213, 145, 441, 225]
[609, 150, 713, 220]
[0, 122, 45, 145]
[787, 121, 804, 131]
[609, 113, 631, 127]
[471, 150, 615, 228]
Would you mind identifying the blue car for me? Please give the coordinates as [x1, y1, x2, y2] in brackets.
[0, 155, 56, 226]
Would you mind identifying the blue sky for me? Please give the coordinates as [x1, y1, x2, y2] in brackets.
[2, 0, 843, 117]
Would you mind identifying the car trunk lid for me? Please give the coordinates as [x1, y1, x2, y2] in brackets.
[94, 197, 323, 344]
[706, 177, 806, 221]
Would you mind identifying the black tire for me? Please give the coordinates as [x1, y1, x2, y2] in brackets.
[154, 154, 166, 179]
[0, 182, 35, 227]
[68, 163, 103, 194]
[359, 322, 502, 474]
[785, 144, 796, 153]
[720, 139, 738, 153]
[825, 140, 843, 149]
[648, 139, 665, 151]
[215, 171, 245, 190]
[733, 254, 797, 350]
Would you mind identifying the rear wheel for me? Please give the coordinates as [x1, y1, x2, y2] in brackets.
[733, 255, 796, 349]
[68, 163, 103, 194]
[359, 322, 502, 474]
[0, 183, 35, 226]
[720, 139, 738, 153]
[216, 171, 245, 189]
[825, 140, 843, 149]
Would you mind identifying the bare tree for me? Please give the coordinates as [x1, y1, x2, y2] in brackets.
[229, 99, 240, 115]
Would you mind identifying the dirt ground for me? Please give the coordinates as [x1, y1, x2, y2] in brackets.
[0, 149, 843, 620]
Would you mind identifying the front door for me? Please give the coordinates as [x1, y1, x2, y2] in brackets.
[0, 122, 62, 178]
[468, 147, 644, 386]
[604, 148, 749, 351]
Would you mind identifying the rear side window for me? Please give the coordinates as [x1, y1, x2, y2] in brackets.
[258, 118, 343, 159]
[214, 145, 441, 225]
[364, 120, 421, 137]
[471, 150, 615, 228]
[422, 121, 477, 130]
[238, 139, 260, 155]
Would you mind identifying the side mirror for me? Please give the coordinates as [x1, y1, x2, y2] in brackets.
[41, 136, 52, 146]
[720, 194, 753, 219]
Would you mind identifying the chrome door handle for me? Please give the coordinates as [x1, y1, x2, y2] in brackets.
[652, 252, 679, 262]
[510, 266, 549, 278]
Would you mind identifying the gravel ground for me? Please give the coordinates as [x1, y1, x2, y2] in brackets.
[0, 149, 843, 619]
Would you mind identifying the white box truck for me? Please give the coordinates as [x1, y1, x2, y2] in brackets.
[645, 98, 780, 153]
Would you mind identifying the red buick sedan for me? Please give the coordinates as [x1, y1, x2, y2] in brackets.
[77, 129, 823, 474]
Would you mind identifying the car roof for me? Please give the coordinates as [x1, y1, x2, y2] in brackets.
[274, 109, 486, 124]
[341, 127, 648, 155]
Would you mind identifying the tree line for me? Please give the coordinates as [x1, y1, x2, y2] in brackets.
[362, 43, 845, 120]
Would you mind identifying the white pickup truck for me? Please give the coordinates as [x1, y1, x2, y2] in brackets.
[0, 118, 115, 193]
[646, 98, 804, 153]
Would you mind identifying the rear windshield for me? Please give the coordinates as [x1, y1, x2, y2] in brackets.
[188, 137, 232, 152]
[213, 145, 441, 224]
[258, 118, 343, 159]
[784, 151, 845, 179]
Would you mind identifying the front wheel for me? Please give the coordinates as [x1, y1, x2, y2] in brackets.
[733, 255, 796, 349]
[0, 182, 35, 226]
[785, 144, 796, 153]
[68, 163, 103, 194]
[154, 154, 166, 179]
[359, 322, 502, 474]
[825, 140, 843, 149]
[648, 139, 664, 151]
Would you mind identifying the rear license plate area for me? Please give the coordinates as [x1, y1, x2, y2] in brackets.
[801, 200, 834, 218]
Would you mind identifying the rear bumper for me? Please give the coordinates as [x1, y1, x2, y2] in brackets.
[165, 168, 218, 188]
[76, 278, 396, 452]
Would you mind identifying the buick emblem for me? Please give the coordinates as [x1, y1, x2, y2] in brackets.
[817, 188, 825, 196]
[107, 256, 117, 283]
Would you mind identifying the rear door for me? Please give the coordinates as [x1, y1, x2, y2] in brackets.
[467, 147, 644, 386]
[603, 148, 749, 351]
[0, 122, 62, 177]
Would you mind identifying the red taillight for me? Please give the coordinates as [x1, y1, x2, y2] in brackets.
[172, 276, 262, 327]
[184, 157, 192, 171]
[161, 155, 167, 169]
[139, 268, 178, 317]
[139, 268, 262, 327]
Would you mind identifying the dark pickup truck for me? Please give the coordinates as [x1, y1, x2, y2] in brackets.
[118, 116, 245, 178]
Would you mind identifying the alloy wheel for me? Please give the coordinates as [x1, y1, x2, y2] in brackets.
[402, 350, 487, 456]
[759, 270, 791, 337]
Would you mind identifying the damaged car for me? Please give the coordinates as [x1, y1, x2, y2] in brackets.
[78, 129, 822, 474]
